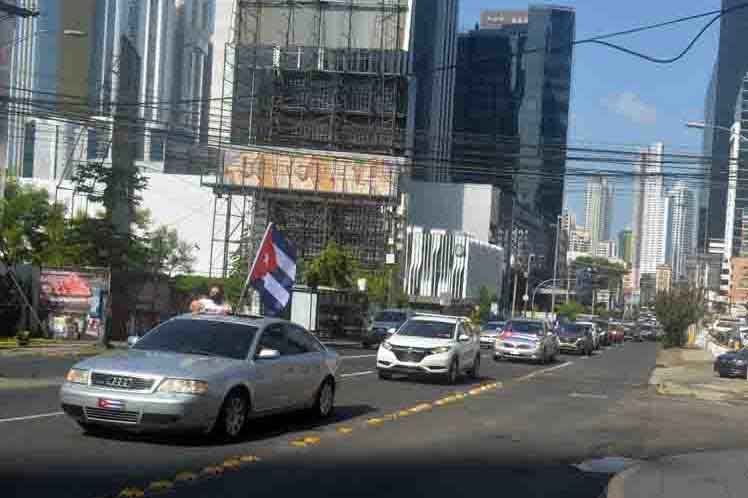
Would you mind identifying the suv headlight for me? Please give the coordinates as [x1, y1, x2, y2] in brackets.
[737, 360, 746, 366]
[157, 378, 209, 395]
[381, 341, 392, 350]
[430, 346, 452, 355]
[66, 368, 90, 385]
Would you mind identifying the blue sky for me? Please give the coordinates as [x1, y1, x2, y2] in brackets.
[459, 0, 721, 235]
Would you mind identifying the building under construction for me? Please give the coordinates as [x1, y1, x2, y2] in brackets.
[206, 0, 412, 277]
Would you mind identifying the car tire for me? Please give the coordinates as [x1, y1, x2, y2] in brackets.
[214, 389, 249, 441]
[312, 378, 335, 418]
[445, 359, 459, 385]
[468, 354, 481, 379]
[586, 346, 593, 356]
[493, 354, 501, 362]
[378, 369, 392, 380]
[361, 342, 370, 349]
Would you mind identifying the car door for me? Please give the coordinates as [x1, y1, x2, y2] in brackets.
[456, 322, 477, 368]
[284, 324, 324, 405]
[252, 324, 298, 411]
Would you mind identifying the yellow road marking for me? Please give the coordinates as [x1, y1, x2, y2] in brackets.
[303, 436, 321, 445]
[290, 440, 307, 447]
[174, 471, 198, 483]
[337, 426, 353, 434]
[147, 480, 174, 492]
[201, 465, 224, 476]
[223, 458, 242, 470]
[239, 455, 261, 463]
[366, 417, 385, 426]
[118, 488, 145, 498]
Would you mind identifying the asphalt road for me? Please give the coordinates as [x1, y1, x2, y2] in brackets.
[0, 342, 658, 498]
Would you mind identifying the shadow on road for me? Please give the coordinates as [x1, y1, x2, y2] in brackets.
[80, 404, 377, 447]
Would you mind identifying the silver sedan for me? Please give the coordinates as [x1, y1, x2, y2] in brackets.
[60, 314, 339, 440]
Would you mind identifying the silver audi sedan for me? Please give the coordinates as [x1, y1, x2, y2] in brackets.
[60, 313, 339, 440]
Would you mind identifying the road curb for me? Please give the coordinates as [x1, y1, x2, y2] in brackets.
[604, 463, 648, 498]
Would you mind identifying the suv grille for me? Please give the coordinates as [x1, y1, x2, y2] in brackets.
[91, 373, 155, 391]
[391, 346, 429, 363]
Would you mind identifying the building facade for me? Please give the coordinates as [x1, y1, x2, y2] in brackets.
[729, 257, 748, 307]
[701, 0, 748, 250]
[667, 181, 697, 282]
[618, 228, 633, 265]
[583, 175, 613, 253]
[409, 0, 458, 182]
[632, 143, 666, 287]
[403, 226, 504, 305]
[656, 264, 672, 294]
[595, 239, 618, 260]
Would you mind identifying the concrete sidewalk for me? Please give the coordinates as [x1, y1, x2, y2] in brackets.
[649, 347, 748, 402]
[607, 449, 748, 497]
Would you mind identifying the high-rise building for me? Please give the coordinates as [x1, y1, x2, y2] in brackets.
[701, 0, 748, 251]
[451, 6, 575, 281]
[618, 228, 633, 265]
[164, 0, 215, 174]
[10, 0, 98, 181]
[595, 240, 618, 260]
[410, 0, 458, 182]
[453, 5, 575, 223]
[583, 175, 613, 252]
[632, 143, 666, 286]
[667, 182, 697, 282]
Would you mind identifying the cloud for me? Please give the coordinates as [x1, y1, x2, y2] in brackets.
[601, 91, 657, 125]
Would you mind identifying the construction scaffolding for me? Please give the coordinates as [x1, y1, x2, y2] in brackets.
[206, 0, 411, 278]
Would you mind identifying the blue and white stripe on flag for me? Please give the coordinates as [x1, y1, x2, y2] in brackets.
[249, 224, 297, 316]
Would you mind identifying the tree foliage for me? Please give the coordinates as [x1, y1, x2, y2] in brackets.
[556, 301, 585, 321]
[654, 285, 704, 348]
[0, 181, 58, 265]
[305, 241, 358, 289]
[146, 226, 196, 277]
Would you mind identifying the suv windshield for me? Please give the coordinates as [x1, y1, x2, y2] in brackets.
[557, 324, 580, 336]
[482, 322, 504, 332]
[134, 319, 258, 360]
[374, 311, 407, 322]
[397, 320, 455, 339]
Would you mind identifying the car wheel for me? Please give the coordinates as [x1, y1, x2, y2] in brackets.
[378, 369, 392, 380]
[493, 354, 501, 362]
[313, 378, 335, 418]
[361, 342, 370, 349]
[214, 389, 249, 441]
[446, 358, 459, 385]
[586, 345, 593, 356]
[468, 354, 481, 379]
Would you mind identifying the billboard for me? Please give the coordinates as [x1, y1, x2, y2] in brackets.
[40, 269, 109, 339]
[222, 148, 401, 198]
[480, 10, 528, 29]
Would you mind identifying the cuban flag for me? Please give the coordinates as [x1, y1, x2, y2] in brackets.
[249, 224, 297, 316]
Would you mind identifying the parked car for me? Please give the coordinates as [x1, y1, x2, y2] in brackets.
[714, 349, 748, 379]
[639, 324, 656, 341]
[623, 324, 642, 342]
[479, 321, 505, 349]
[362, 309, 414, 349]
[608, 324, 625, 345]
[60, 313, 340, 440]
[594, 319, 611, 347]
[555, 322, 593, 356]
[575, 321, 600, 350]
[493, 319, 559, 363]
[376, 315, 481, 384]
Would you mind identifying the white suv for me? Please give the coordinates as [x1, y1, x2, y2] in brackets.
[376, 315, 481, 384]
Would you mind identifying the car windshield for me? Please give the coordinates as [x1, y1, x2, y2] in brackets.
[557, 324, 580, 336]
[397, 320, 455, 339]
[576, 324, 592, 332]
[374, 311, 407, 322]
[133, 319, 258, 360]
[507, 321, 543, 335]
[482, 322, 504, 332]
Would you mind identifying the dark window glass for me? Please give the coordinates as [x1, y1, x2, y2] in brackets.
[397, 320, 455, 340]
[374, 311, 408, 322]
[134, 319, 257, 360]
[286, 325, 322, 353]
[257, 325, 293, 355]
[507, 321, 544, 335]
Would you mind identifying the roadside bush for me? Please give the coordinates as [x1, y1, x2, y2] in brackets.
[15, 330, 31, 346]
[654, 286, 704, 348]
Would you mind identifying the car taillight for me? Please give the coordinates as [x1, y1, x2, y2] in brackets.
[500, 330, 512, 338]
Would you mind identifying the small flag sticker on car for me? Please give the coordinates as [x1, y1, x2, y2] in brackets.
[98, 398, 126, 410]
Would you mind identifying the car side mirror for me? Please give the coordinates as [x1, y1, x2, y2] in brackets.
[257, 348, 280, 360]
[127, 335, 139, 348]
[458, 334, 471, 342]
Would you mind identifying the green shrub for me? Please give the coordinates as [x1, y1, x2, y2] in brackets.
[15, 330, 31, 346]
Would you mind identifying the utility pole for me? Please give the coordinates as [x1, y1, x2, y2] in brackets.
[511, 268, 518, 318]
[523, 253, 534, 315]
[550, 215, 561, 314]
[105, 36, 141, 346]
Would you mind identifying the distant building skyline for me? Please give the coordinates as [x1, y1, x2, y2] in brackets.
[667, 181, 697, 282]
[583, 175, 613, 253]
[632, 143, 666, 287]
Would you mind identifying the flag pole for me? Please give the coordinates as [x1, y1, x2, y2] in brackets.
[238, 222, 273, 313]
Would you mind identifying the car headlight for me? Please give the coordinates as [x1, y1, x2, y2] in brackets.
[157, 378, 209, 395]
[381, 341, 392, 350]
[65, 368, 90, 385]
[387, 327, 397, 334]
[430, 346, 452, 354]
[737, 360, 746, 366]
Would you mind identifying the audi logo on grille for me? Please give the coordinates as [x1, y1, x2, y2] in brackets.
[106, 376, 133, 388]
